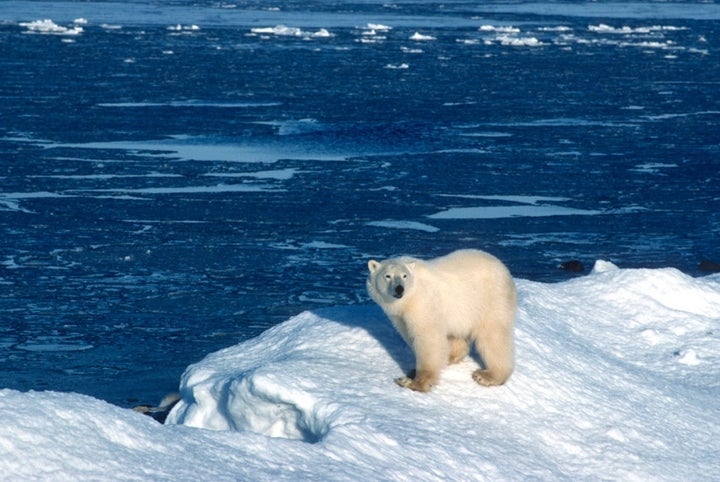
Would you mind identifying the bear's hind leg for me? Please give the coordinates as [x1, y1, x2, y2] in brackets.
[472, 367, 511, 386]
[471, 327, 514, 387]
[448, 336, 469, 364]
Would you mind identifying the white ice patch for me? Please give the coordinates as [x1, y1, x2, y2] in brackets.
[302, 241, 348, 249]
[19, 19, 84, 35]
[97, 101, 282, 108]
[480, 25, 520, 33]
[428, 195, 602, 219]
[250, 25, 333, 38]
[366, 220, 440, 232]
[167, 24, 200, 33]
[385, 63, 409, 69]
[496, 35, 543, 47]
[588, 24, 687, 34]
[79, 183, 281, 195]
[366, 23, 392, 31]
[204, 168, 301, 180]
[409, 32, 435, 41]
[55, 136, 347, 163]
[630, 162, 678, 173]
[429, 205, 600, 219]
[16, 340, 94, 352]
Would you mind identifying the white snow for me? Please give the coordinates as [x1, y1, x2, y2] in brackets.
[1, 262, 719, 480]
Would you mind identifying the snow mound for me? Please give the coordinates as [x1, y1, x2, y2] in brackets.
[1, 264, 718, 480]
[167, 263, 719, 479]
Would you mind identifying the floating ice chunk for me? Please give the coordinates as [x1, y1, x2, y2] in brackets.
[367, 220, 440, 232]
[409, 32, 436, 41]
[480, 25, 520, 33]
[19, 19, 84, 35]
[205, 168, 300, 180]
[590, 24, 638, 34]
[167, 24, 200, 31]
[252, 25, 302, 36]
[428, 204, 599, 219]
[588, 24, 686, 35]
[385, 63, 409, 69]
[539, 26, 572, 32]
[630, 162, 677, 173]
[310, 28, 333, 38]
[250, 25, 333, 38]
[366, 23, 392, 31]
[16, 341, 93, 352]
[494, 35, 544, 47]
[302, 241, 347, 249]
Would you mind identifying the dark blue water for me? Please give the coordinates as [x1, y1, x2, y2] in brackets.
[1, 1, 719, 406]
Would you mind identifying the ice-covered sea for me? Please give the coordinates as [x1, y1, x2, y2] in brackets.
[0, 1, 719, 478]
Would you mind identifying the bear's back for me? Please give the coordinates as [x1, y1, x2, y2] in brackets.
[426, 249, 508, 278]
[420, 249, 515, 310]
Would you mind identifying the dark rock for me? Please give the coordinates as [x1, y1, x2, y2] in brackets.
[699, 260, 720, 273]
[559, 260, 585, 273]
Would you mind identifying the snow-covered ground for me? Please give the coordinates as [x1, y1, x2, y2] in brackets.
[2, 262, 718, 480]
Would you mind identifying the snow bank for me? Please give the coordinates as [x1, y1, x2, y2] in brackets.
[2, 263, 719, 480]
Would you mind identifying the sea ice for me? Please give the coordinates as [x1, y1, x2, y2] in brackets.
[1, 263, 717, 480]
[19, 18, 83, 35]
[409, 32, 436, 41]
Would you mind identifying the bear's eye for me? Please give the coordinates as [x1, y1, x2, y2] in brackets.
[402, 274, 407, 279]
[384, 274, 392, 280]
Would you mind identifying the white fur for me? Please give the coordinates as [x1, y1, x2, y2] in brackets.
[367, 249, 516, 392]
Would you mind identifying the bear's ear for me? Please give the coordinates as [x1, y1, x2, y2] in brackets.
[368, 260, 381, 273]
[406, 262, 416, 272]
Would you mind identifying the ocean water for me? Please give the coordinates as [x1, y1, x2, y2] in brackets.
[1, 0, 718, 406]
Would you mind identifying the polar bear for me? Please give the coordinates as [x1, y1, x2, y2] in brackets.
[366, 249, 516, 392]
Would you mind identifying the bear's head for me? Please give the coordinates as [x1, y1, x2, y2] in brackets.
[366, 258, 415, 304]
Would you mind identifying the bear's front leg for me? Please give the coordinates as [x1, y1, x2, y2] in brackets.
[396, 328, 447, 392]
[396, 369, 438, 392]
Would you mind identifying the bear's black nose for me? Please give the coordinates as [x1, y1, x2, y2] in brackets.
[393, 285, 404, 298]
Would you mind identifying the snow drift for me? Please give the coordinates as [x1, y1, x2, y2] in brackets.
[2, 262, 719, 480]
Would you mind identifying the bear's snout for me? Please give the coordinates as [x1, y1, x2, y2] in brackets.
[393, 285, 404, 298]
